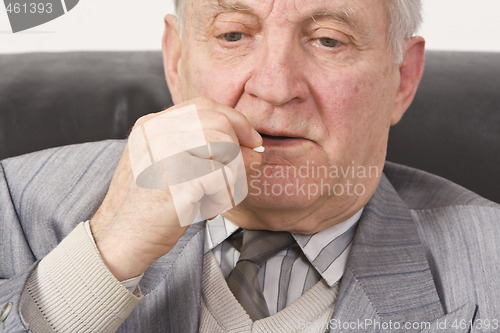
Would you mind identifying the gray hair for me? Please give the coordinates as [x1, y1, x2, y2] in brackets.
[174, 0, 422, 63]
[174, 0, 185, 33]
[384, 0, 422, 62]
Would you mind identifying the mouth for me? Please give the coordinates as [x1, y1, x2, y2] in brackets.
[259, 132, 309, 147]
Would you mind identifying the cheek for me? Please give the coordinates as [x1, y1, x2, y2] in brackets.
[314, 73, 371, 135]
[181, 50, 249, 106]
[313, 67, 395, 161]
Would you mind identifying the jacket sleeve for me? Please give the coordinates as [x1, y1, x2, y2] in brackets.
[0, 141, 141, 333]
[0, 161, 36, 332]
[1, 162, 143, 333]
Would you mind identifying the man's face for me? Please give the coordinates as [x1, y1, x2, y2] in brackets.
[166, 0, 420, 233]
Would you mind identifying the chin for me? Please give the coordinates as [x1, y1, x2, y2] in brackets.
[241, 178, 328, 230]
[247, 176, 321, 206]
[245, 191, 317, 210]
[237, 174, 372, 233]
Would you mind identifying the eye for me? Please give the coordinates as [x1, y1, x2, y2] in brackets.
[219, 32, 244, 42]
[318, 37, 340, 48]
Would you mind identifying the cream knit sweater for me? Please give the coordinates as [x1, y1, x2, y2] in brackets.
[20, 223, 339, 332]
[200, 252, 339, 333]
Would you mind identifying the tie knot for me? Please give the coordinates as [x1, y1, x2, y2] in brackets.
[237, 230, 294, 266]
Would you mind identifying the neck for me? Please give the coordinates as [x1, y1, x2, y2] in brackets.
[222, 195, 367, 234]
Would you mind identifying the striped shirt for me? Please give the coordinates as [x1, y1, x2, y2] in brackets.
[204, 208, 363, 315]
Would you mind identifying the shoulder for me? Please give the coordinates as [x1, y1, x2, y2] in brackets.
[0, 140, 125, 249]
[383, 161, 499, 242]
[383, 161, 496, 209]
[1, 139, 125, 198]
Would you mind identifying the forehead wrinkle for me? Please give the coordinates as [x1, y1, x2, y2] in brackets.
[194, 0, 251, 22]
[216, 0, 252, 13]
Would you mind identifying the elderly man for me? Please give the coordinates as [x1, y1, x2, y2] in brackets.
[1, 0, 499, 332]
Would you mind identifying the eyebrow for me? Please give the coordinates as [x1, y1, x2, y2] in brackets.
[310, 8, 364, 34]
[204, 1, 366, 36]
[194, 0, 254, 31]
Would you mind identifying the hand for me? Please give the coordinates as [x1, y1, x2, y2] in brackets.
[90, 98, 262, 281]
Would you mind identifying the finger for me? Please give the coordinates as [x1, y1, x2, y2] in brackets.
[198, 168, 234, 218]
[195, 99, 262, 149]
[216, 105, 262, 149]
[133, 98, 262, 150]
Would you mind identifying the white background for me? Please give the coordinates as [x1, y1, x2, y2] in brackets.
[0, 0, 499, 53]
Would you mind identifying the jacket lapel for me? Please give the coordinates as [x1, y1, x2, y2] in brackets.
[120, 222, 206, 333]
[420, 303, 477, 333]
[122, 173, 478, 332]
[331, 174, 447, 332]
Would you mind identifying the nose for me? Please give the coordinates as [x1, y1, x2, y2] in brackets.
[244, 34, 309, 106]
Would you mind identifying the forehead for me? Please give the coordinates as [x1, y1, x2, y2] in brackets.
[187, 0, 387, 30]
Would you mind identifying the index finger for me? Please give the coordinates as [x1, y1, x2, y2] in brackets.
[193, 98, 263, 149]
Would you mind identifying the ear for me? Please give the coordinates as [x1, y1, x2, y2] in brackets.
[162, 14, 183, 105]
[391, 36, 426, 125]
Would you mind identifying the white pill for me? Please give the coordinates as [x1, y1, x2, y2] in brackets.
[253, 146, 265, 153]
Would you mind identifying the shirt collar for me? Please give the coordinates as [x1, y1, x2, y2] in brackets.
[204, 208, 363, 286]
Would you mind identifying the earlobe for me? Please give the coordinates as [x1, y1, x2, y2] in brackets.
[162, 14, 183, 105]
[391, 36, 426, 125]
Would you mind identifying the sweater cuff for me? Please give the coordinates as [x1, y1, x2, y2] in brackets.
[83, 220, 143, 293]
[20, 222, 143, 333]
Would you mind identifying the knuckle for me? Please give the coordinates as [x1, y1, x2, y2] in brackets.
[193, 97, 215, 110]
[200, 110, 233, 130]
[132, 113, 156, 129]
[216, 112, 233, 128]
[203, 129, 235, 144]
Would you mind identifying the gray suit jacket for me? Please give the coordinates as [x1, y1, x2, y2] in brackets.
[1, 140, 499, 332]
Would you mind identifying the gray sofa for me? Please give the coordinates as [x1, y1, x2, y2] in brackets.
[0, 51, 498, 203]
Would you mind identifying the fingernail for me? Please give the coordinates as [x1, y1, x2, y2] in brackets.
[253, 146, 265, 153]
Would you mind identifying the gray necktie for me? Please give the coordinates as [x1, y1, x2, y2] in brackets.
[226, 230, 294, 321]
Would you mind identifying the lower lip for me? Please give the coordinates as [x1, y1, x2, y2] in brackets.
[262, 136, 308, 147]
